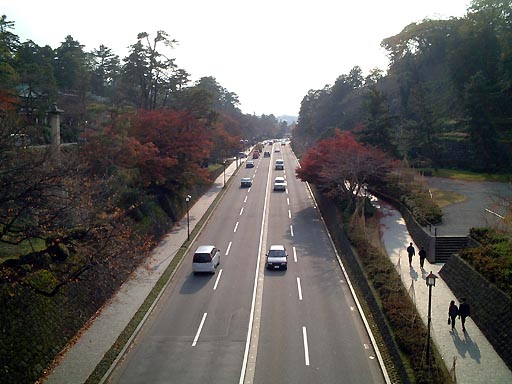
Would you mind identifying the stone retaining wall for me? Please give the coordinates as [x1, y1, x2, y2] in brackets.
[439, 255, 512, 370]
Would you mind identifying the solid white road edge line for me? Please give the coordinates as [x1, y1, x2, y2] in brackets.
[192, 313, 207, 347]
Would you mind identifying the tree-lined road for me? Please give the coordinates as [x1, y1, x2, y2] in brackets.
[108, 143, 385, 384]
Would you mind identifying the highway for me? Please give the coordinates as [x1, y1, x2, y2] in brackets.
[108, 142, 385, 384]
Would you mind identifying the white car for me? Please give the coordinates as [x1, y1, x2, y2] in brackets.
[273, 177, 286, 191]
[266, 245, 288, 270]
[192, 245, 220, 274]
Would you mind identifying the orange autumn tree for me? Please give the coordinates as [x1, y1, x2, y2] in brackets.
[296, 129, 394, 205]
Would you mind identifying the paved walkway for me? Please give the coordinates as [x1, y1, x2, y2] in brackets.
[377, 198, 512, 384]
[45, 160, 241, 384]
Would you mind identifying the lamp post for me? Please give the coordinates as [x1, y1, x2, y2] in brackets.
[185, 194, 191, 241]
[425, 271, 438, 364]
[223, 160, 226, 188]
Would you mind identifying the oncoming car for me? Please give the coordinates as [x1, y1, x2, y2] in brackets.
[240, 177, 252, 187]
[273, 176, 286, 191]
[266, 245, 288, 270]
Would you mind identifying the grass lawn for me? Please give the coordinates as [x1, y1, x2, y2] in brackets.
[425, 168, 512, 182]
[0, 238, 46, 263]
[430, 188, 466, 208]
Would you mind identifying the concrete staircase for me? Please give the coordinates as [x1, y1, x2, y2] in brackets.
[434, 236, 469, 263]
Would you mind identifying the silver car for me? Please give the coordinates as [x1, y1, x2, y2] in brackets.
[192, 245, 220, 274]
[266, 245, 288, 270]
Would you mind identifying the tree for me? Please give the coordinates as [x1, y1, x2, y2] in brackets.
[0, 15, 20, 116]
[359, 85, 397, 156]
[54, 35, 90, 95]
[122, 31, 181, 110]
[296, 129, 394, 206]
[14, 41, 57, 125]
[126, 109, 213, 191]
[90, 44, 121, 98]
[0, 15, 19, 89]
[194, 76, 240, 113]
[463, 71, 504, 171]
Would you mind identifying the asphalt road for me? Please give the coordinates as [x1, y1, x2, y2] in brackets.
[426, 177, 512, 236]
[108, 143, 385, 384]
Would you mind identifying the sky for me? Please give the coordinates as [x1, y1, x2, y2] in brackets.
[3, 0, 471, 117]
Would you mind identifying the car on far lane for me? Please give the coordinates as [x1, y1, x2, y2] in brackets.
[266, 245, 288, 270]
[274, 147, 281, 153]
[240, 177, 252, 187]
[273, 176, 286, 191]
[246, 160, 255, 168]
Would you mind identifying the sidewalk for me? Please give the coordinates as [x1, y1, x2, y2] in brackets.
[377, 198, 512, 384]
[45, 160, 240, 384]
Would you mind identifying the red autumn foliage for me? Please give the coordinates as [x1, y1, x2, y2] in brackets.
[127, 109, 213, 187]
[296, 129, 394, 200]
[83, 109, 215, 189]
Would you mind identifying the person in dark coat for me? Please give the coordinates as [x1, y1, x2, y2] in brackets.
[406, 242, 415, 266]
[419, 246, 427, 269]
[459, 297, 471, 332]
[448, 300, 459, 331]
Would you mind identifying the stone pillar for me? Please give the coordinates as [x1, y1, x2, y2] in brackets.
[47, 102, 63, 149]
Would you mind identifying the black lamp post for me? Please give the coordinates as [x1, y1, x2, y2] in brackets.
[186, 194, 191, 241]
[425, 271, 438, 364]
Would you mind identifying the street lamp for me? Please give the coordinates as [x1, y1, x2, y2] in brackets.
[425, 271, 438, 364]
[223, 160, 226, 188]
[185, 194, 191, 241]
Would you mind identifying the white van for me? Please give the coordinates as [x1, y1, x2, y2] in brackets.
[275, 159, 284, 170]
[192, 245, 220, 274]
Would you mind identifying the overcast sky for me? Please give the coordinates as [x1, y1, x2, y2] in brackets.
[3, 0, 471, 117]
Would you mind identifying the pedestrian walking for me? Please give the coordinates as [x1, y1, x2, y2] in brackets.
[448, 300, 459, 331]
[419, 246, 427, 268]
[406, 242, 415, 266]
[458, 297, 471, 332]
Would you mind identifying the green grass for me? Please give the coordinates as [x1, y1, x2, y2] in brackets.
[423, 168, 512, 182]
[0, 238, 46, 263]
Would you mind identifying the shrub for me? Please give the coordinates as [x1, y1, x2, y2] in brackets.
[462, 227, 512, 296]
